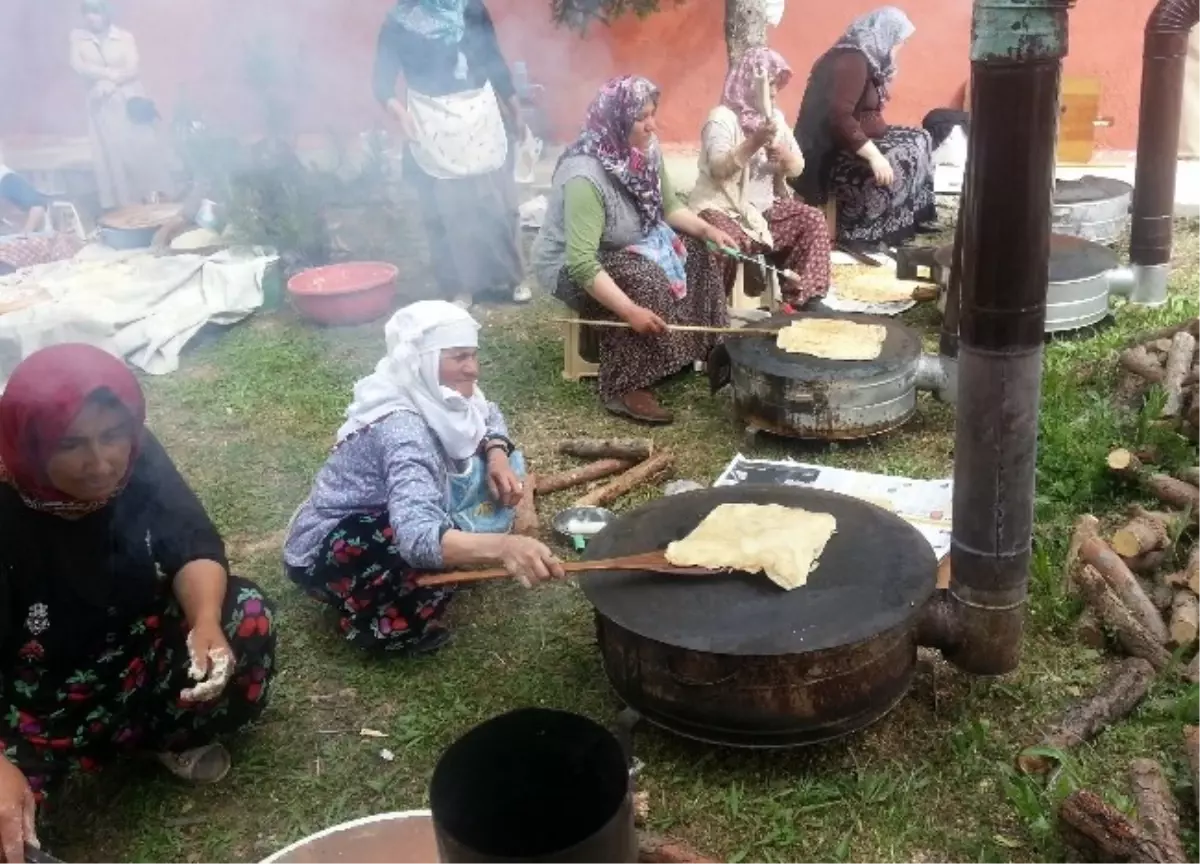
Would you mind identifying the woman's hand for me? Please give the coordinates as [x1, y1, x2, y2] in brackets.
[386, 98, 418, 141]
[0, 758, 36, 863]
[868, 153, 895, 187]
[92, 79, 117, 99]
[499, 536, 566, 587]
[180, 619, 235, 703]
[486, 449, 524, 508]
[748, 120, 778, 152]
[702, 224, 738, 252]
[624, 305, 669, 336]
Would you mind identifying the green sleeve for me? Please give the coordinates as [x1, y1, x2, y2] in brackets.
[564, 178, 606, 287]
[660, 158, 683, 216]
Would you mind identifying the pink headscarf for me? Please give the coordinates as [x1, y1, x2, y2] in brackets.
[721, 47, 793, 136]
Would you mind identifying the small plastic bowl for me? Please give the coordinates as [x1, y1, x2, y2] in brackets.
[287, 262, 399, 326]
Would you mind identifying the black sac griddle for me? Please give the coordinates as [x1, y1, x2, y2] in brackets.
[580, 486, 936, 748]
[724, 311, 952, 441]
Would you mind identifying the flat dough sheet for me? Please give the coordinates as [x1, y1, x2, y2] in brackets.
[664, 503, 837, 590]
[776, 318, 887, 361]
[837, 268, 925, 304]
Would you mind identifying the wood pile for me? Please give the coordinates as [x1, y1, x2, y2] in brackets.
[534, 438, 675, 510]
[1043, 319, 1200, 862]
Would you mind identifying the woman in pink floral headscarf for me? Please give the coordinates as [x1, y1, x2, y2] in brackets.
[691, 47, 832, 307]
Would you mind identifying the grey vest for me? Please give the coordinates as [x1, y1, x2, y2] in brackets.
[530, 154, 646, 292]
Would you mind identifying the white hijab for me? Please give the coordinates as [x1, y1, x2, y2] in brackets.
[336, 301, 489, 460]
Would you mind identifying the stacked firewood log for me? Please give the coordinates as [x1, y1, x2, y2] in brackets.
[513, 438, 675, 538]
[1117, 318, 1200, 439]
[1034, 319, 1200, 861]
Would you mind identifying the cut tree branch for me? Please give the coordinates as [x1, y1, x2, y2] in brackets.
[1017, 657, 1155, 774]
[1127, 759, 1186, 864]
[1076, 566, 1171, 671]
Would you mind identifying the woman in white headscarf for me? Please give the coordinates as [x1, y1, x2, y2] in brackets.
[284, 301, 563, 655]
[791, 6, 936, 249]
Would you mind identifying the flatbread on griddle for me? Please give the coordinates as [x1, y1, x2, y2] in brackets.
[776, 318, 887, 361]
[664, 503, 837, 590]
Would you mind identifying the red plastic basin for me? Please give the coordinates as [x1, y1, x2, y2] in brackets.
[287, 262, 399, 325]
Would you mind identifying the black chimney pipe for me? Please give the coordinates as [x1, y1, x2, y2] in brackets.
[933, 0, 1072, 676]
[1128, 0, 1198, 305]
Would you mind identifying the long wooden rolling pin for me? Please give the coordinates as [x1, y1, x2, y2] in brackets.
[415, 550, 715, 587]
[554, 318, 777, 337]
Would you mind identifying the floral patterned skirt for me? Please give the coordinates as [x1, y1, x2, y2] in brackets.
[829, 125, 936, 247]
[1, 576, 275, 801]
[287, 511, 454, 654]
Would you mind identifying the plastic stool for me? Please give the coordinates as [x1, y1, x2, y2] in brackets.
[562, 312, 599, 381]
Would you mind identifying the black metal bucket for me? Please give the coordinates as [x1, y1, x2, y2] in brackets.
[429, 708, 636, 863]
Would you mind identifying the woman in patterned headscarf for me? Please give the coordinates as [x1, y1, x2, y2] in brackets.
[791, 7, 936, 249]
[530, 76, 735, 425]
[691, 46, 832, 307]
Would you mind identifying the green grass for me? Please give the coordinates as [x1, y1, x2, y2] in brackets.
[41, 222, 1200, 862]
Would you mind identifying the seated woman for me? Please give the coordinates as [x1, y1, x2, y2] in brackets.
[691, 47, 832, 307]
[284, 301, 564, 655]
[792, 6, 936, 249]
[0, 345, 275, 853]
[531, 75, 736, 425]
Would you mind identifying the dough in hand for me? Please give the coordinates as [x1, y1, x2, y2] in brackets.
[776, 318, 887, 361]
[664, 503, 837, 590]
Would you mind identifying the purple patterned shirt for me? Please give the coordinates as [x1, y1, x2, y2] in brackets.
[283, 404, 509, 571]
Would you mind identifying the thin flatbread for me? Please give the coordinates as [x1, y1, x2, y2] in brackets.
[776, 318, 887, 361]
[837, 268, 925, 304]
[664, 503, 837, 590]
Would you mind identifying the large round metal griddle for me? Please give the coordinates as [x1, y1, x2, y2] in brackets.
[936, 233, 1122, 332]
[580, 486, 937, 747]
[1051, 175, 1132, 245]
[725, 311, 924, 440]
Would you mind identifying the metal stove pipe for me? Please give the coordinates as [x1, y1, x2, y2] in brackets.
[1128, 0, 1198, 306]
[935, 0, 1070, 676]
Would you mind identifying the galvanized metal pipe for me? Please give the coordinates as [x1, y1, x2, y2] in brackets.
[940, 0, 1071, 676]
[1128, 0, 1198, 305]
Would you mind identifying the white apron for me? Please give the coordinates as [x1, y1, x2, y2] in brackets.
[406, 81, 509, 180]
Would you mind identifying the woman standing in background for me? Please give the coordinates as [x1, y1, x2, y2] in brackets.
[69, 0, 171, 210]
[373, 0, 531, 309]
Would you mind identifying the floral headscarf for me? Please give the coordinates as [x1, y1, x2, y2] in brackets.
[562, 75, 663, 232]
[388, 0, 467, 45]
[832, 6, 915, 103]
[722, 47, 793, 136]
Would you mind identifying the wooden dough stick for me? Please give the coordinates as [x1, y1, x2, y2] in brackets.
[536, 459, 633, 495]
[1127, 759, 1187, 864]
[512, 474, 539, 537]
[558, 438, 654, 462]
[1161, 330, 1196, 417]
[1078, 535, 1170, 644]
[1075, 566, 1171, 671]
[572, 453, 675, 508]
[1016, 657, 1154, 775]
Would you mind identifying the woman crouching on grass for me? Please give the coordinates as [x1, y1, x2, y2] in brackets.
[0, 345, 276, 859]
[284, 301, 566, 655]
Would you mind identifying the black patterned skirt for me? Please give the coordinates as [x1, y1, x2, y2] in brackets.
[829, 125, 936, 247]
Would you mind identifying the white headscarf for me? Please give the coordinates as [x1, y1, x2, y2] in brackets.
[336, 301, 489, 460]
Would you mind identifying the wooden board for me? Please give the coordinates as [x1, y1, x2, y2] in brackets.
[1057, 77, 1102, 165]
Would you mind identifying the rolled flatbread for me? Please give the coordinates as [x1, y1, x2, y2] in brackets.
[776, 318, 887, 361]
[664, 503, 837, 591]
[837, 268, 925, 304]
